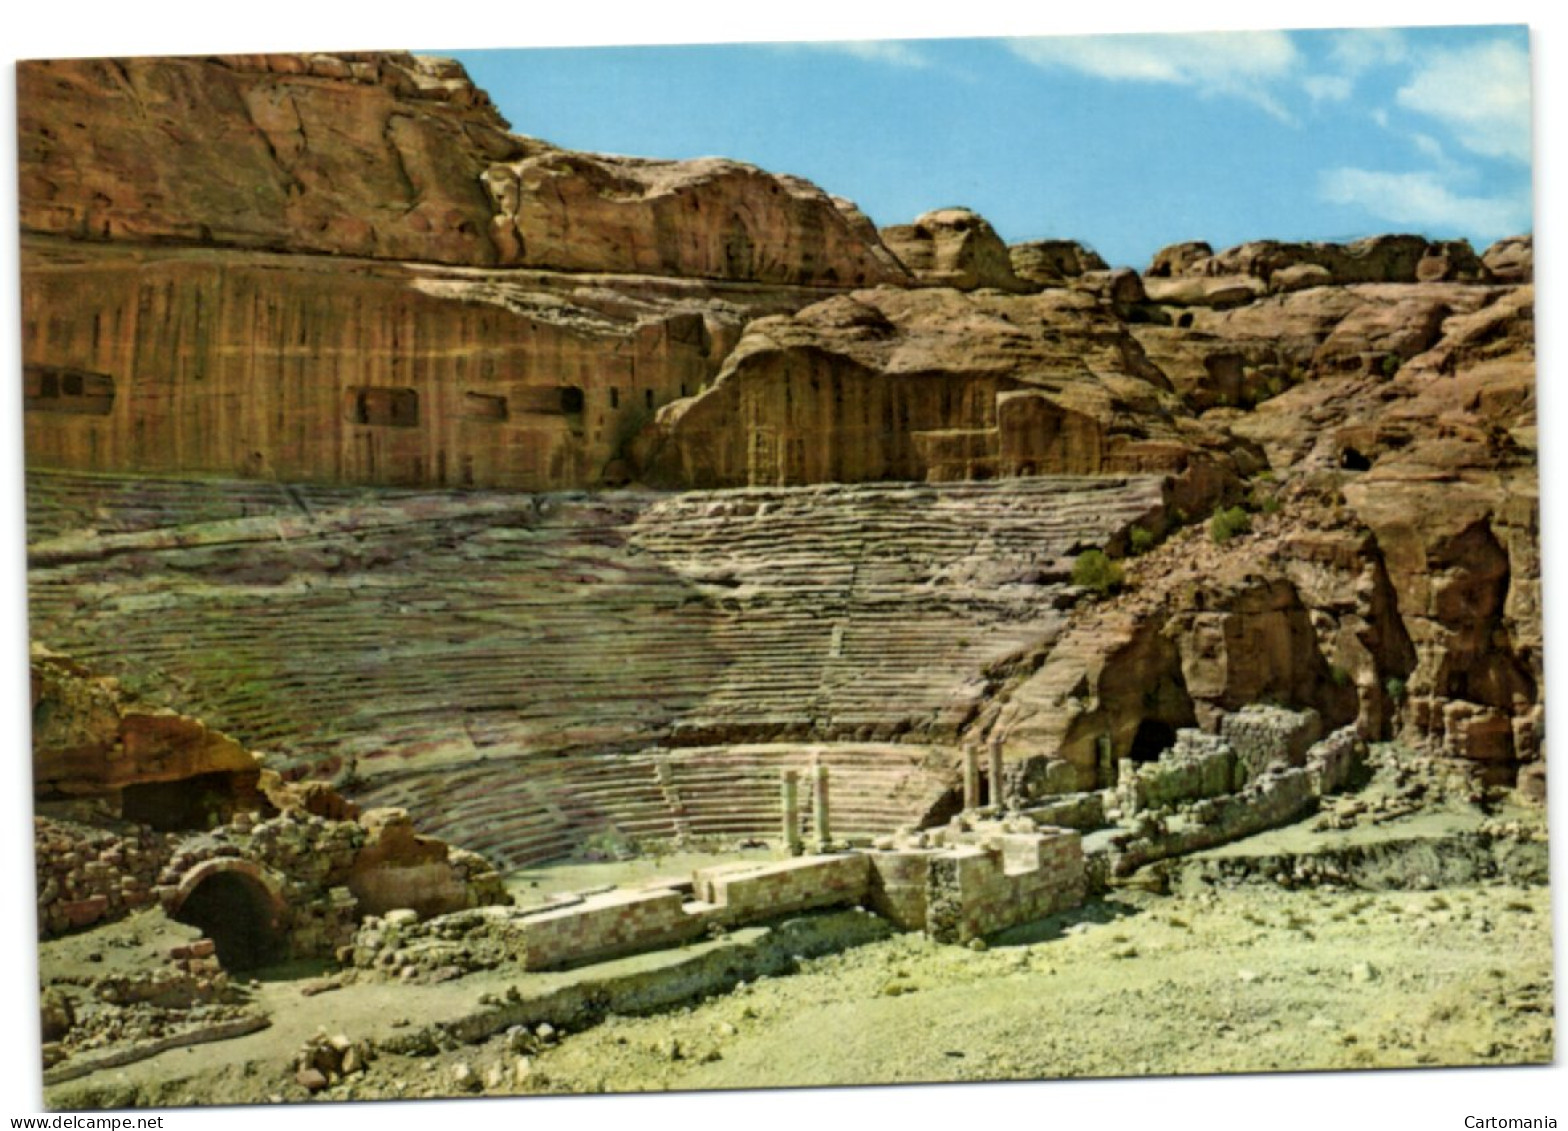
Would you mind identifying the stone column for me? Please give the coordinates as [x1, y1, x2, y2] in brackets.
[962, 744, 980, 812]
[812, 762, 832, 851]
[781, 770, 802, 856]
[987, 739, 1005, 812]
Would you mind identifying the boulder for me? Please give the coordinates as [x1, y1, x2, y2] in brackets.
[1009, 240, 1109, 287]
[879, 208, 1029, 292]
[1145, 241, 1213, 278]
[1481, 235, 1533, 283]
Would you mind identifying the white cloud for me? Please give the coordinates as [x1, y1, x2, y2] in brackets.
[1008, 31, 1300, 118]
[1396, 38, 1532, 162]
[797, 40, 929, 68]
[1329, 28, 1409, 73]
[1411, 133, 1448, 164]
[1303, 74, 1352, 103]
[1319, 167, 1530, 235]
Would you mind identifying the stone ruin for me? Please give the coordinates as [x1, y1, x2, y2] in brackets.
[14, 47, 1543, 1095]
[347, 711, 1366, 979]
[32, 647, 509, 964]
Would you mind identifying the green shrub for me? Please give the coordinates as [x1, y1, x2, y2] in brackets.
[1330, 664, 1352, 688]
[1209, 506, 1252, 544]
[1385, 677, 1407, 704]
[1129, 527, 1156, 556]
[1072, 550, 1125, 596]
[1378, 353, 1401, 378]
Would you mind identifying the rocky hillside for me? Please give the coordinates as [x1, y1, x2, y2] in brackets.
[17, 49, 1540, 799]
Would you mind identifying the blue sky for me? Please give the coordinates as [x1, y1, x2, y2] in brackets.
[445, 26, 1533, 269]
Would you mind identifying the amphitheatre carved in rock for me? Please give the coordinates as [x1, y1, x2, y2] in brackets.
[16, 49, 1549, 1107]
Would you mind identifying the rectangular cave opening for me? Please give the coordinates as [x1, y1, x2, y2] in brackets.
[462, 391, 510, 422]
[23, 365, 116, 415]
[509, 385, 586, 416]
[346, 386, 420, 428]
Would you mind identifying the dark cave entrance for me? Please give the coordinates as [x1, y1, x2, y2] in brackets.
[172, 871, 285, 972]
[1127, 719, 1177, 764]
[121, 771, 241, 831]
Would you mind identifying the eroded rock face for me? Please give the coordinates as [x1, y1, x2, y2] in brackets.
[1008, 240, 1108, 287]
[1151, 234, 1487, 287]
[483, 153, 908, 285]
[19, 53, 529, 265]
[19, 239, 770, 491]
[20, 52, 905, 287]
[634, 285, 1251, 515]
[880, 208, 1029, 292]
[18, 52, 908, 492]
[982, 263, 1538, 787]
[1146, 241, 1214, 278]
[32, 647, 261, 812]
[16, 47, 1543, 793]
[1482, 235, 1533, 283]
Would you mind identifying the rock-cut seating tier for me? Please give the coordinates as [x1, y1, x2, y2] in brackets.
[26, 470, 1163, 865]
[353, 743, 953, 869]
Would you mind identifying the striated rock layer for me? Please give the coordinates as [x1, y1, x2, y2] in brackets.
[17, 48, 1542, 801]
[27, 471, 1163, 864]
[18, 52, 903, 492]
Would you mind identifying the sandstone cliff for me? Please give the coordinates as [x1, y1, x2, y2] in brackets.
[634, 285, 1254, 517]
[18, 51, 904, 492]
[978, 240, 1538, 787]
[17, 48, 1542, 801]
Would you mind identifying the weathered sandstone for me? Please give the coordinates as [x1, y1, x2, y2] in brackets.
[634, 285, 1252, 515]
[1008, 240, 1109, 287]
[879, 208, 1029, 292]
[16, 47, 1543, 821]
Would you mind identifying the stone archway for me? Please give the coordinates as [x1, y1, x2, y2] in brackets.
[168, 859, 288, 971]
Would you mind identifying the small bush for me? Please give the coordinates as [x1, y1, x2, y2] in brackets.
[1129, 527, 1156, 556]
[1378, 353, 1401, 378]
[1258, 494, 1282, 515]
[1330, 664, 1352, 688]
[1209, 506, 1252, 544]
[1072, 550, 1125, 596]
[1385, 676, 1407, 704]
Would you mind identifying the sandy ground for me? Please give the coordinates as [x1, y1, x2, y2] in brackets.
[503, 882, 1554, 1092]
[45, 854, 1552, 1108]
[39, 746, 1554, 1108]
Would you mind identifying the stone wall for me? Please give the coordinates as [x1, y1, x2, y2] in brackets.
[1220, 705, 1323, 780]
[34, 817, 177, 937]
[354, 828, 1089, 976]
[152, 806, 509, 961]
[924, 829, 1085, 944]
[1018, 791, 1106, 832]
[694, 855, 871, 927]
[515, 890, 706, 970]
[1115, 731, 1239, 816]
[1104, 728, 1367, 877]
